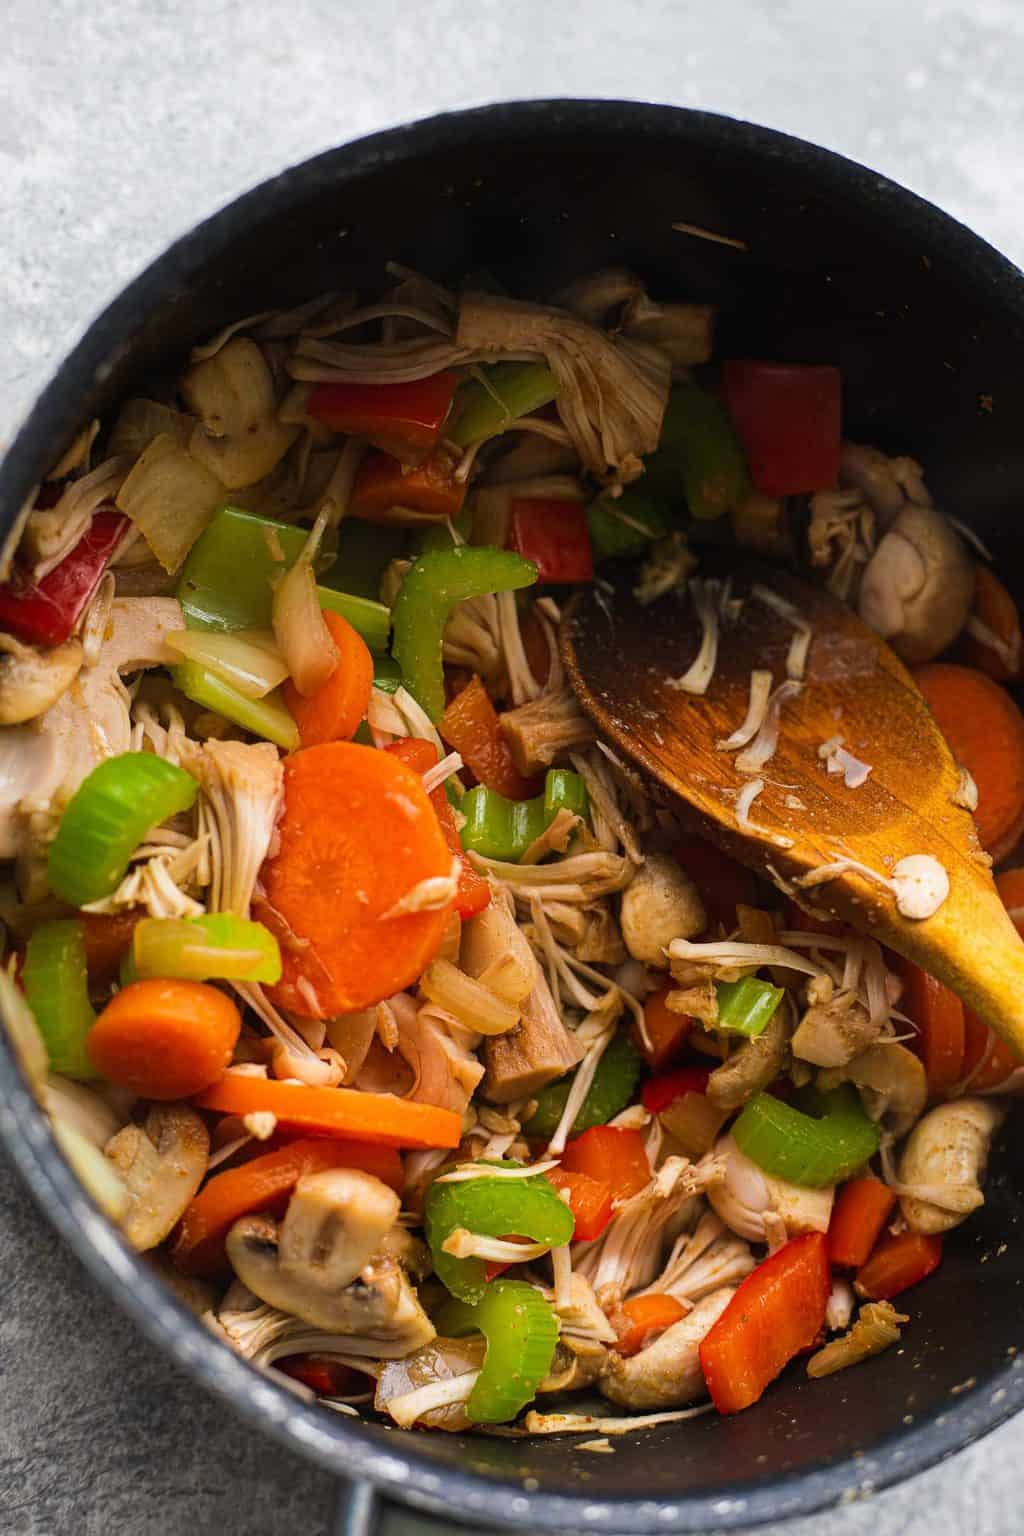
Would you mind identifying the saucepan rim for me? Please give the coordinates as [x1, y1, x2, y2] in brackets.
[2, 98, 1024, 1533]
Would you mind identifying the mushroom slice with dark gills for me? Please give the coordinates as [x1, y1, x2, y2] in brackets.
[226, 1170, 434, 1356]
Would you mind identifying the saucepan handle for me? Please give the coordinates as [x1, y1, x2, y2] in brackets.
[333, 1478, 499, 1536]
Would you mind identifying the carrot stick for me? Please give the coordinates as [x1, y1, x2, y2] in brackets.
[699, 1232, 830, 1414]
[170, 1136, 403, 1274]
[79, 909, 143, 987]
[827, 1176, 896, 1268]
[633, 981, 693, 1070]
[384, 739, 490, 919]
[193, 1073, 462, 1150]
[963, 565, 1022, 684]
[914, 662, 1024, 860]
[855, 1230, 942, 1301]
[898, 958, 965, 1098]
[257, 742, 453, 1016]
[284, 609, 373, 747]
[439, 675, 540, 799]
[613, 1294, 687, 1358]
[86, 979, 240, 1099]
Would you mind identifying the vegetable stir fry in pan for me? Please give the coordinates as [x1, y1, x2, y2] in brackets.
[3, 263, 1021, 1433]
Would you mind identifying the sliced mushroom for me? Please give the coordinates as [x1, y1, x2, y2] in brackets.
[600, 1288, 735, 1410]
[619, 852, 705, 967]
[104, 1104, 209, 1252]
[858, 504, 974, 664]
[226, 1210, 434, 1356]
[0, 635, 83, 725]
[538, 1336, 608, 1395]
[707, 1135, 834, 1244]
[706, 999, 791, 1111]
[278, 1168, 401, 1292]
[818, 1041, 927, 1140]
[897, 1097, 1005, 1235]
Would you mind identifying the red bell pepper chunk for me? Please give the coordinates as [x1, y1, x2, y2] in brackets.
[307, 374, 459, 463]
[383, 738, 490, 920]
[720, 361, 841, 497]
[349, 448, 466, 523]
[0, 508, 129, 647]
[699, 1232, 831, 1414]
[276, 1354, 370, 1397]
[508, 499, 594, 584]
[641, 1065, 711, 1115]
[439, 674, 540, 800]
[560, 1125, 650, 1200]
[855, 1230, 942, 1301]
[547, 1167, 614, 1242]
[632, 982, 695, 1072]
[827, 1176, 897, 1269]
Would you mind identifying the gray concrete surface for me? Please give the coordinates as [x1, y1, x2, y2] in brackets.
[2, 1, 1023, 1531]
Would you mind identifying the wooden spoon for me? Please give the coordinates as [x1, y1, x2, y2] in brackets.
[561, 563, 1024, 1058]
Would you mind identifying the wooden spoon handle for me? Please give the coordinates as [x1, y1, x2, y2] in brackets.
[885, 870, 1024, 1059]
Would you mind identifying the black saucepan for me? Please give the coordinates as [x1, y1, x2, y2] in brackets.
[1, 101, 1023, 1536]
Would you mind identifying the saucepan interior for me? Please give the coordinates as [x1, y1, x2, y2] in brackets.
[2, 101, 1024, 1532]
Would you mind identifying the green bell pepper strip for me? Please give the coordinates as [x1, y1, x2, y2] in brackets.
[433, 1279, 559, 1424]
[48, 754, 199, 907]
[22, 920, 97, 1080]
[641, 382, 748, 521]
[587, 490, 675, 562]
[132, 914, 282, 984]
[459, 768, 589, 862]
[715, 976, 784, 1039]
[391, 545, 537, 722]
[525, 1030, 642, 1141]
[172, 660, 299, 751]
[424, 1162, 575, 1304]
[321, 518, 410, 603]
[177, 506, 391, 651]
[449, 362, 559, 448]
[732, 1085, 881, 1188]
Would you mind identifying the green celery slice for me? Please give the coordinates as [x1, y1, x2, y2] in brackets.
[22, 921, 97, 1080]
[424, 1161, 575, 1304]
[732, 1086, 880, 1188]
[715, 977, 784, 1039]
[434, 1279, 559, 1423]
[132, 914, 281, 983]
[173, 661, 299, 751]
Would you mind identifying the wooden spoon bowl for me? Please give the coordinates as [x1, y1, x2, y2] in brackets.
[561, 564, 1024, 1057]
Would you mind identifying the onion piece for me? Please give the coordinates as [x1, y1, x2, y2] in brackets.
[271, 507, 339, 697]
[419, 958, 520, 1035]
[165, 629, 288, 699]
[116, 433, 224, 573]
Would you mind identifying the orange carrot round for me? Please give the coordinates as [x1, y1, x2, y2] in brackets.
[171, 1135, 403, 1274]
[87, 979, 240, 1098]
[963, 565, 1022, 683]
[899, 958, 964, 1098]
[283, 609, 373, 748]
[613, 1293, 687, 1357]
[914, 662, 1024, 860]
[258, 742, 453, 1015]
[192, 1074, 461, 1150]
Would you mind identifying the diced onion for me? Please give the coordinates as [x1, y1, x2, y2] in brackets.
[272, 555, 339, 698]
[419, 958, 520, 1035]
[166, 629, 288, 699]
[51, 1118, 129, 1222]
[116, 433, 224, 573]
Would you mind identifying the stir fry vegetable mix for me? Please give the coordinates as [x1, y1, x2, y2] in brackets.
[3, 263, 1021, 1433]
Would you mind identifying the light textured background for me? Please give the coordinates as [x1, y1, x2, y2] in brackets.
[2, 1, 1023, 1532]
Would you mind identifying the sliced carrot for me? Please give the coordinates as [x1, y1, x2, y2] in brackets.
[914, 662, 1024, 860]
[349, 448, 466, 523]
[87, 979, 240, 1099]
[959, 866, 1024, 1089]
[192, 1073, 462, 1150]
[699, 1232, 831, 1414]
[855, 1230, 942, 1301]
[613, 1294, 687, 1358]
[899, 958, 965, 1098]
[283, 609, 373, 748]
[671, 835, 757, 931]
[170, 1136, 403, 1274]
[633, 981, 694, 1071]
[827, 1177, 897, 1269]
[963, 565, 1022, 684]
[546, 1167, 614, 1242]
[258, 742, 453, 1016]
[560, 1125, 650, 1200]
[384, 738, 491, 920]
[439, 675, 540, 799]
[78, 909, 143, 987]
